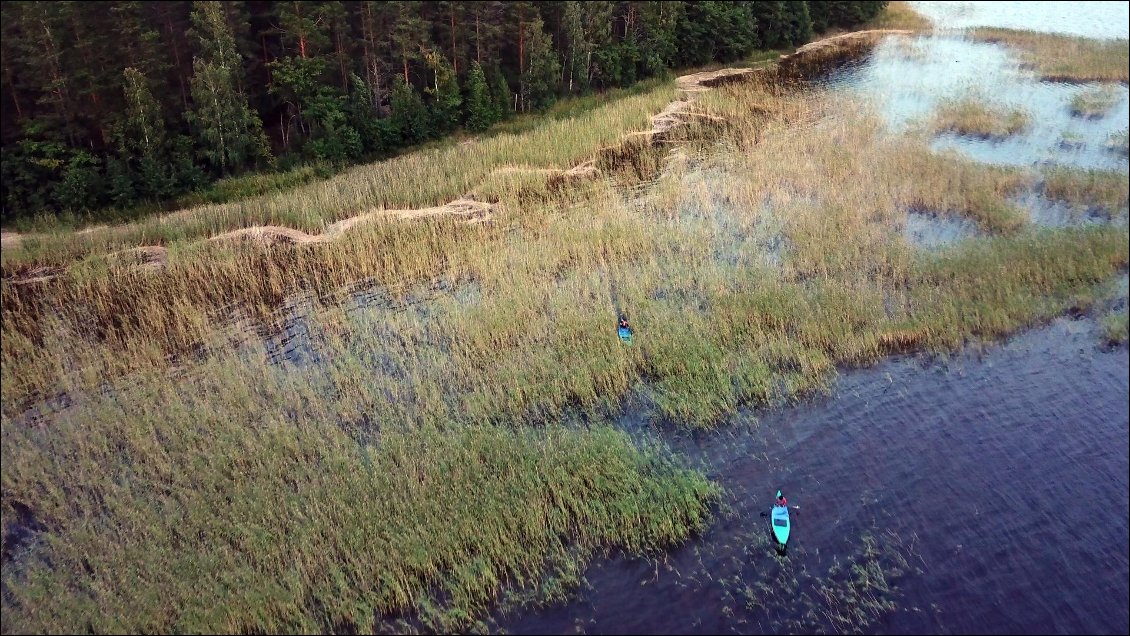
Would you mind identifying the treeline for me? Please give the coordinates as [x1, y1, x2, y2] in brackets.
[0, 1, 886, 224]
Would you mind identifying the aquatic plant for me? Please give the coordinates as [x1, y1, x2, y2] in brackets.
[1107, 129, 1130, 156]
[1059, 131, 1086, 150]
[969, 28, 1130, 82]
[931, 96, 1030, 140]
[1102, 309, 1129, 344]
[1070, 86, 1122, 119]
[1042, 166, 1130, 216]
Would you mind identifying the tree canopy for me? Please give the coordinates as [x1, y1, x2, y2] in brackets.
[0, 1, 886, 224]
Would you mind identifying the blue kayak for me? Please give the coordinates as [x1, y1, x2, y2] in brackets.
[617, 326, 633, 344]
[771, 504, 790, 546]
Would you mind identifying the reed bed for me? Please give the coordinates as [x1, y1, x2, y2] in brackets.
[1, 357, 717, 633]
[1107, 128, 1129, 155]
[969, 28, 1130, 82]
[931, 96, 1030, 140]
[1041, 166, 1130, 216]
[3, 59, 1129, 633]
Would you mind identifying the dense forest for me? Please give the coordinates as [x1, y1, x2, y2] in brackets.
[0, 1, 886, 225]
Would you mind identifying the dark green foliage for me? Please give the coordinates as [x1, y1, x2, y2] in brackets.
[304, 89, 363, 162]
[825, 1, 889, 28]
[390, 76, 432, 145]
[54, 151, 103, 212]
[464, 62, 494, 132]
[0, 0, 888, 223]
[488, 63, 513, 122]
[752, 2, 815, 49]
[425, 50, 463, 134]
[675, 1, 759, 67]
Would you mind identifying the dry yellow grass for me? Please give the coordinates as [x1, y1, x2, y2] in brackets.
[932, 96, 1030, 140]
[970, 28, 1130, 82]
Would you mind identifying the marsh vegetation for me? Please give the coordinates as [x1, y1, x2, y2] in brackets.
[969, 28, 1130, 82]
[2, 14, 1129, 634]
[931, 96, 1030, 140]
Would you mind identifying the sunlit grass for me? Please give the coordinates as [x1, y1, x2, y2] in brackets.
[969, 28, 1130, 82]
[1042, 166, 1130, 216]
[1, 365, 718, 632]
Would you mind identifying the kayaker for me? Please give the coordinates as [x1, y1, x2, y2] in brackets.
[775, 492, 787, 507]
[618, 316, 630, 330]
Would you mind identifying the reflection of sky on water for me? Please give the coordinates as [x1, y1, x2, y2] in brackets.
[911, 1, 1130, 39]
[827, 35, 1129, 171]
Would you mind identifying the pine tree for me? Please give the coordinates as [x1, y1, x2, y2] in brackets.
[635, 1, 682, 79]
[389, 1, 431, 83]
[463, 61, 493, 131]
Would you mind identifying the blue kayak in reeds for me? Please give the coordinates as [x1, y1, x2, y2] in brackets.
[618, 325, 633, 344]
[771, 505, 790, 545]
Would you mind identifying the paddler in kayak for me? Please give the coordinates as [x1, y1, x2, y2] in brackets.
[775, 491, 787, 507]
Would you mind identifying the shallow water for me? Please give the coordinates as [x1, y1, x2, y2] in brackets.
[496, 317, 1129, 634]
[827, 35, 1130, 172]
[912, 1, 1130, 40]
[904, 210, 981, 247]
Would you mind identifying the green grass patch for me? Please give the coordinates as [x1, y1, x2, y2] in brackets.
[1102, 309, 1129, 344]
[1042, 167, 1130, 216]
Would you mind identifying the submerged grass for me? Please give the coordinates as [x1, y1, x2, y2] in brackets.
[1108, 129, 1129, 155]
[1041, 166, 1130, 216]
[1070, 85, 1122, 119]
[969, 28, 1130, 82]
[3, 52, 1129, 633]
[932, 96, 1030, 139]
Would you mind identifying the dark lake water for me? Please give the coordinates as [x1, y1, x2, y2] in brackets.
[495, 316, 1129, 635]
